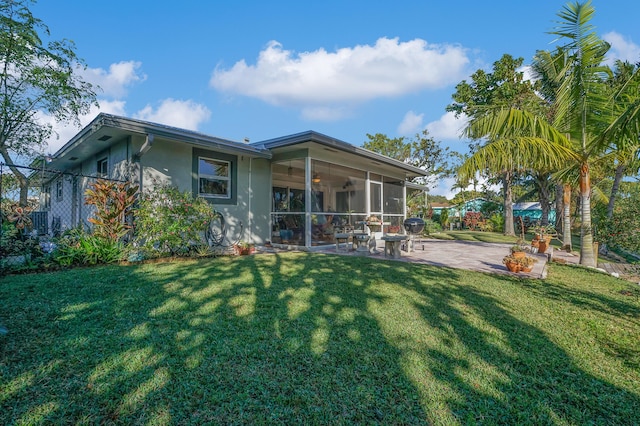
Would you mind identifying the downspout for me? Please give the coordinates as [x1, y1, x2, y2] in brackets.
[248, 157, 252, 242]
[134, 134, 154, 195]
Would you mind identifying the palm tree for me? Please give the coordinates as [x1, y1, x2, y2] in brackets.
[463, 1, 640, 267]
[459, 115, 577, 237]
[603, 61, 640, 219]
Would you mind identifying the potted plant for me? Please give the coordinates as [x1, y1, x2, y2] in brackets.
[532, 224, 556, 244]
[503, 254, 522, 273]
[503, 254, 536, 273]
[517, 255, 536, 273]
[235, 241, 254, 255]
[510, 245, 526, 259]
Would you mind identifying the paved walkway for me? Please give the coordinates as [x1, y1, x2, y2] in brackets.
[314, 238, 551, 278]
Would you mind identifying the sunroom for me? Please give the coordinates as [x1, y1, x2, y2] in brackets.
[258, 131, 427, 249]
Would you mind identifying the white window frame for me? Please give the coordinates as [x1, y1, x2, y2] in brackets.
[43, 184, 51, 209]
[198, 157, 231, 199]
[97, 157, 108, 178]
[56, 180, 63, 201]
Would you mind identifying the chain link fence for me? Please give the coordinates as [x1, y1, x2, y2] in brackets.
[1, 162, 129, 267]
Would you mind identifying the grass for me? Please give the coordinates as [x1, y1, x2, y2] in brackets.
[428, 230, 519, 244]
[1, 253, 639, 425]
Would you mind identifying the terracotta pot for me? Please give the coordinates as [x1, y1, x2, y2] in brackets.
[512, 251, 526, 259]
[505, 260, 521, 273]
[538, 240, 548, 253]
[521, 265, 533, 273]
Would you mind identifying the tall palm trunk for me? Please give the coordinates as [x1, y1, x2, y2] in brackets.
[555, 184, 563, 233]
[562, 184, 572, 251]
[503, 171, 515, 236]
[535, 173, 552, 226]
[607, 163, 625, 218]
[579, 162, 596, 267]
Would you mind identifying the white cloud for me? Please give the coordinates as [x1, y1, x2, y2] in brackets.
[426, 111, 468, 140]
[210, 38, 470, 120]
[430, 176, 458, 199]
[42, 100, 127, 154]
[603, 31, 640, 64]
[134, 99, 211, 130]
[397, 111, 424, 135]
[519, 65, 535, 82]
[301, 106, 350, 121]
[81, 61, 146, 99]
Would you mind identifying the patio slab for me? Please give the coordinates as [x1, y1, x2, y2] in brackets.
[319, 238, 550, 278]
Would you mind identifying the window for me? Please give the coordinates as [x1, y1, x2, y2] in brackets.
[97, 158, 108, 178]
[43, 185, 51, 209]
[56, 180, 63, 201]
[198, 157, 231, 199]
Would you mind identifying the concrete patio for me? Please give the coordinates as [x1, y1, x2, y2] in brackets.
[318, 238, 552, 278]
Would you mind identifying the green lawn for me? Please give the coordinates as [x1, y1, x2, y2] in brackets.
[428, 230, 519, 244]
[1, 253, 639, 425]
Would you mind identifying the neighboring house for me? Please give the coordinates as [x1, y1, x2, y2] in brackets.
[429, 202, 454, 216]
[40, 113, 427, 249]
[448, 198, 487, 221]
[513, 202, 556, 223]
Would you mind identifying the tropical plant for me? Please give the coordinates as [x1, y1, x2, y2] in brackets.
[448, 54, 545, 236]
[462, 1, 640, 267]
[5, 203, 32, 229]
[84, 179, 138, 242]
[52, 227, 124, 266]
[596, 195, 640, 254]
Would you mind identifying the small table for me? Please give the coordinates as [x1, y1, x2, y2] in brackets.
[381, 235, 407, 259]
[352, 233, 371, 255]
[335, 233, 351, 252]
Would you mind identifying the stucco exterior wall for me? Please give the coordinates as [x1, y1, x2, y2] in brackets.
[134, 137, 272, 245]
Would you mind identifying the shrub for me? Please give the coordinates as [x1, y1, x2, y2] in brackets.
[53, 227, 125, 266]
[439, 209, 449, 228]
[134, 184, 219, 257]
[423, 219, 442, 235]
[463, 211, 484, 230]
[488, 213, 504, 233]
[85, 179, 138, 242]
[596, 196, 640, 254]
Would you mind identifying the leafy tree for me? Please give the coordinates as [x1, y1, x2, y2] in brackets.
[448, 54, 544, 235]
[363, 130, 453, 189]
[602, 60, 640, 219]
[1, 0, 97, 205]
[596, 192, 640, 254]
[468, 1, 640, 266]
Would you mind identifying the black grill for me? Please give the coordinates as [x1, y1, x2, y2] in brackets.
[403, 217, 425, 235]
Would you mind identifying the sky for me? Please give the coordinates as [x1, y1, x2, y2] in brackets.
[28, 0, 640, 197]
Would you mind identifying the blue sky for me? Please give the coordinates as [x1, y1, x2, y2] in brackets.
[31, 0, 640, 196]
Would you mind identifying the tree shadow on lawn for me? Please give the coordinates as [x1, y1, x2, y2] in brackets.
[1, 254, 639, 424]
[409, 274, 640, 424]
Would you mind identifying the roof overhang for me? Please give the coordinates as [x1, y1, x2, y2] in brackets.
[254, 131, 428, 178]
[405, 181, 430, 192]
[48, 113, 271, 170]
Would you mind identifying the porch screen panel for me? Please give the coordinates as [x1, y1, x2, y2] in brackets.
[383, 179, 404, 214]
[370, 182, 382, 213]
